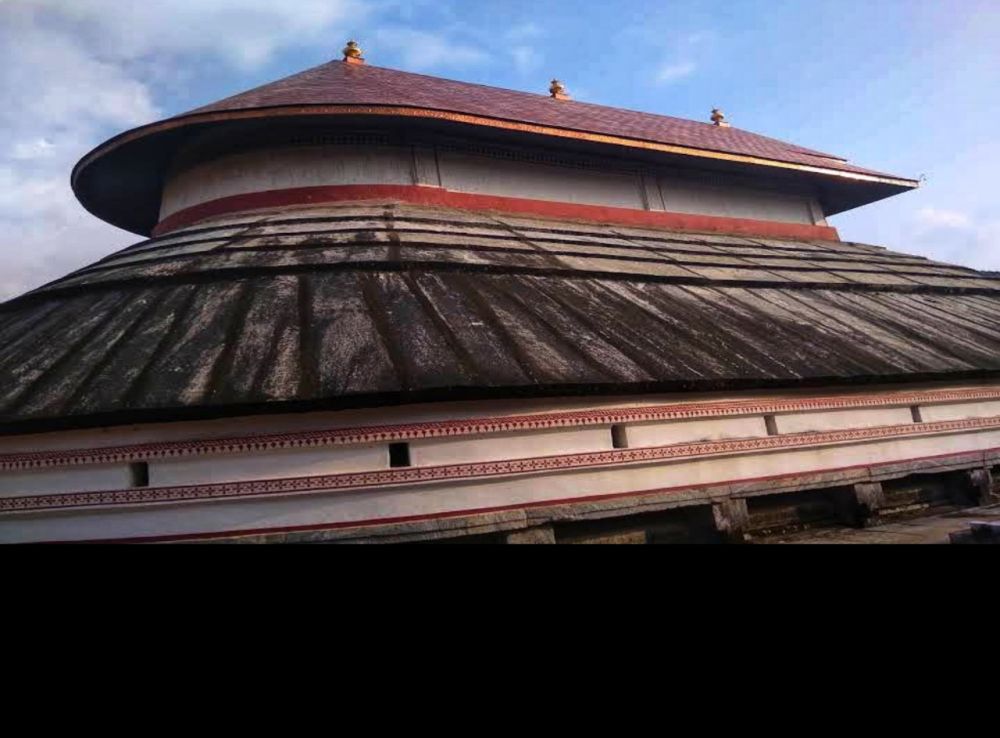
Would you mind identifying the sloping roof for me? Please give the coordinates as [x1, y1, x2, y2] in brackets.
[183, 60, 898, 181]
[71, 58, 918, 237]
[2, 203, 999, 433]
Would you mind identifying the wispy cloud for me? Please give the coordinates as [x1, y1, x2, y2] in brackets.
[682, 31, 712, 46]
[374, 27, 489, 71]
[510, 45, 540, 74]
[653, 31, 715, 85]
[27, 0, 366, 69]
[503, 22, 544, 74]
[0, 0, 524, 301]
[915, 207, 972, 230]
[506, 22, 543, 42]
[0, 0, 364, 300]
[9, 137, 57, 161]
[619, 24, 712, 87]
[655, 61, 697, 84]
[910, 207, 1000, 270]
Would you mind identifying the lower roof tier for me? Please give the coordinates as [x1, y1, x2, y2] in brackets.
[2, 202, 1000, 433]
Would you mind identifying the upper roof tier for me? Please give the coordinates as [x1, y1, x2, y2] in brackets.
[186, 61, 893, 179]
[72, 57, 919, 236]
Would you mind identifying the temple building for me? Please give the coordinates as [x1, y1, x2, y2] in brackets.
[1, 42, 999, 543]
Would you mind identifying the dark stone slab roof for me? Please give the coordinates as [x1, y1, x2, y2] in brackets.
[2, 202, 1000, 433]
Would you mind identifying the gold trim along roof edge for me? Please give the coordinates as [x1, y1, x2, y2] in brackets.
[71, 104, 922, 190]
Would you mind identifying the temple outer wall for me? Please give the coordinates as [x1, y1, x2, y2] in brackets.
[1, 382, 998, 543]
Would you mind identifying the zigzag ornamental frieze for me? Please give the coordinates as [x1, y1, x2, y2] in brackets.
[2, 387, 1000, 472]
[3, 414, 1000, 515]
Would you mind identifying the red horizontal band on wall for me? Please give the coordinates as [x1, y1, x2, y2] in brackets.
[153, 184, 841, 241]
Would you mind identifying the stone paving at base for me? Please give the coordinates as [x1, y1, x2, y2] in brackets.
[755, 503, 1000, 544]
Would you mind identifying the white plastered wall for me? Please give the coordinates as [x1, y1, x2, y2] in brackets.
[2, 381, 999, 542]
[159, 143, 825, 226]
[1, 423, 998, 544]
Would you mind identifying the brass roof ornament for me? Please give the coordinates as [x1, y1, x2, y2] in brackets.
[343, 40, 365, 65]
[711, 108, 730, 127]
[549, 79, 570, 100]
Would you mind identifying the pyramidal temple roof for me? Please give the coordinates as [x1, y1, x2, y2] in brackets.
[71, 56, 918, 236]
[4, 55, 984, 435]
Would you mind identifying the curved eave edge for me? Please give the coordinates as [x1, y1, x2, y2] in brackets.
[72, 103, 921, 192]
[2, 369, 997, 438]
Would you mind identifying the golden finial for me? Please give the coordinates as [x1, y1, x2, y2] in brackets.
[549, 79, 570, 100]
[343, 40, 365, 65]
[711, 108, 730, 127]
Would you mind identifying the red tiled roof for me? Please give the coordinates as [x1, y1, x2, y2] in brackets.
[184, 60, 904, 180]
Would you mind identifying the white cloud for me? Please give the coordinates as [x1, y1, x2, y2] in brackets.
[0, 0, 362, 300]
[510, 45, 539, 74]
[0, 2, 514, 300]
[24, 0, 365, 69]
[915, 207, 972, 230]
[909, 207, 1000, 271]
[655, 61, 697, 84]
[502, 21, 543, 74]
[9, 138, 56, 162]
[615, 23, 711, 87]
[373, 27, 489, 71]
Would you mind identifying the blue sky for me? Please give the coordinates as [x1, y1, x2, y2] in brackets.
[1, 0, 998, 298]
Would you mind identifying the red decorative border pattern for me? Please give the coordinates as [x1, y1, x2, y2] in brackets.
[3, 414, 1000, 515]
[3, 386, 999, 473]
[89, 445, 997, 544]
